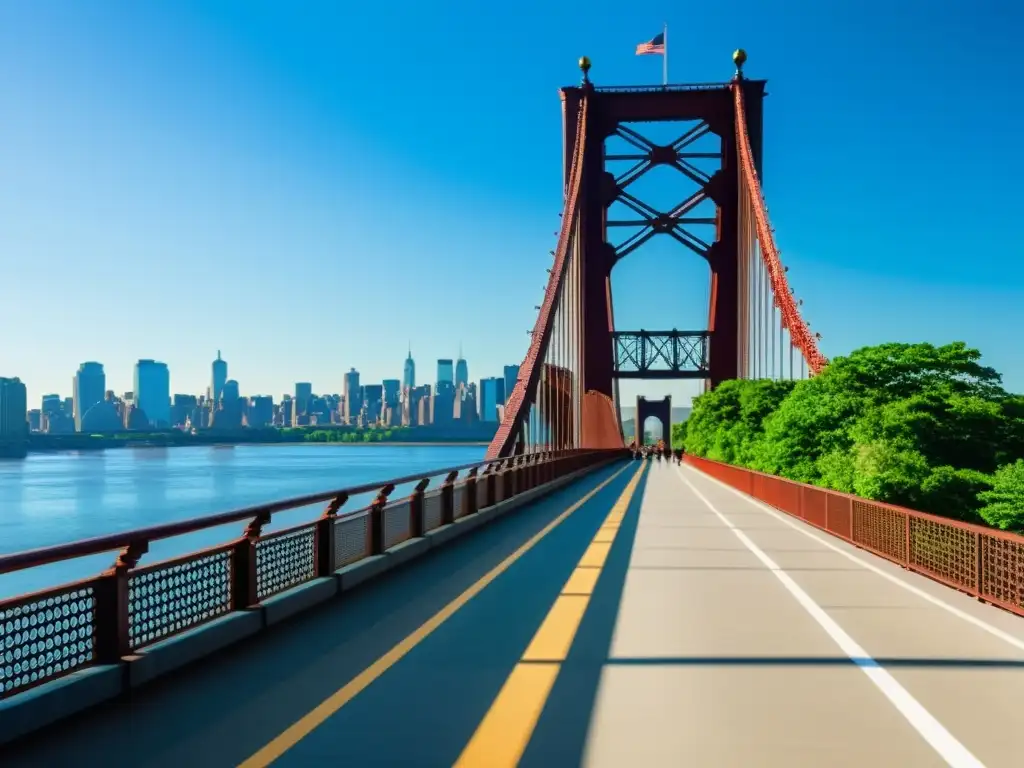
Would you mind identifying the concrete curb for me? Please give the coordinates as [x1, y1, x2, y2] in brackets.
[0, 458, 621, 746]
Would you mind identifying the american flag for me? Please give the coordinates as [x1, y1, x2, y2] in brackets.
[636, 32, 665, 56]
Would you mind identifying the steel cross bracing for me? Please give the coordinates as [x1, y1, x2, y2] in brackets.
[606, 122, 721, 260]
[612, 330, 710, 379]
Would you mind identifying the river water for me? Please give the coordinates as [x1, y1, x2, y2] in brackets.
[0, 444, 485, 599]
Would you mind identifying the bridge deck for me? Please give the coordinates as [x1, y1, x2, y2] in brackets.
[6, 460, 1024, 767]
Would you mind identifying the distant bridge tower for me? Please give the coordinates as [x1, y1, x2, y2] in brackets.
[635, 396, 671, 445]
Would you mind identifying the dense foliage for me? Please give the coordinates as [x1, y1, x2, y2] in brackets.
[683, 342, 1024, 530]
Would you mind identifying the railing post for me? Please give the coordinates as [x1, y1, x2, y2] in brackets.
[440, 471, 459, 526]
[904, 512, 911, 565]
[232, 511, 271, 610]
[463, 468, 479, 517]
[409, 479, 430, 538]
[369, 484, 395, 556]
[317, 493, 348, 576]
[94, 539, 148, 663]
[847, 497, 856, 543]
[509, 457, 521, 497]
[975, 531, 984, 598]
[485, 462, 497, 508]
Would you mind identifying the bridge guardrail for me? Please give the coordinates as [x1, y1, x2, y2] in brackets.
[685, 455, 1024, 618]
[0, 449, 621, 701]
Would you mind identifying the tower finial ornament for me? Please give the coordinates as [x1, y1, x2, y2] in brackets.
[732, 48, 747, 80]
[579, 56, 591, 86]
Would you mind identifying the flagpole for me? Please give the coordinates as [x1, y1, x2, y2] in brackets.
[662, 23, 668, 85]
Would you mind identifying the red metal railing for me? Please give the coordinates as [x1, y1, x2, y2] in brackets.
[0, 449, 624, 700]
[685, 455, 1024, 617]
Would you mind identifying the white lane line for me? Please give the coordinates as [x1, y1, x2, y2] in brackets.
[674, 467, 985, 768]
[680, 464, 1024, 654]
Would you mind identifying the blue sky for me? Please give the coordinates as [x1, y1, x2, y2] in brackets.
[1, 1, 1021, 408]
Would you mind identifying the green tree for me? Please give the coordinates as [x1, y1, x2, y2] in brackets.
[978, 460, 1024, 531]
[684, 379, 793, 465]
[753, 342, 1011, 485]
[670, 420, 687, 450]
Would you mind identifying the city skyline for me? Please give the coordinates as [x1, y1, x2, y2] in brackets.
[10, 347, 523, 438]
[19, 346, 513, 405]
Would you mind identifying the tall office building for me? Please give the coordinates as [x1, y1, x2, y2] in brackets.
[503, 364, 520, 405]
[248, 396, 274, 427]
[294, 382, 313, 417]
[73, 362, 106, 432]
[211, 351, 227, 404]
[0, 377, 28, 439]
[41, 394, 62, 418]
[479, 377, 506, 423]
[436, 359, 454, 389]
[403, 347, 416, 390]
[455, 346, 468, 389]
[361, 384, 383, 423]
[343, 368, 361, 424]
[382, 379, 401, 409]
[134, 359, 171, 428]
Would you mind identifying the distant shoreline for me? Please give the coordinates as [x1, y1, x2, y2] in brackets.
[23, 440, 490, 454]
[242, 441, 490, 448]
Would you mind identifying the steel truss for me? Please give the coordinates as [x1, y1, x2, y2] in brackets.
[606, 122, 721, 259]
[613, 330, 710, 379]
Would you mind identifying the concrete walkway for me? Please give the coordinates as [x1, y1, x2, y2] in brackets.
[8, 458, 1024, 767]
[574, 462, 1024, 768]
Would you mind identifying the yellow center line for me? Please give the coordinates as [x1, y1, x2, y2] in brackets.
[236, 461, 633, 768]
[452, 462, 646, 768]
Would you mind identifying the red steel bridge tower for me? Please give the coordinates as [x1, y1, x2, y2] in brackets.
[487, 51, 827, 460]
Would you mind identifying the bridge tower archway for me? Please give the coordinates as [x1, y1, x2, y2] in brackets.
[635, 396, 671, 446]
[563, 79, 766, 409]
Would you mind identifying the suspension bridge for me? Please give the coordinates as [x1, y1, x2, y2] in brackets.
[3, 53, 1024, 767]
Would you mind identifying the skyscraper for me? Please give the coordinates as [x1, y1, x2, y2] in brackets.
[479, 377, 506, 422]
[382, 379, 400, 408]
[294, 382, 312, 416]
[503, 364, 520, 405]
[403, 346, 416, 390]
[211, 351, 227, 404]
[343, 368, 361, 424]
[455, 345, 468, 389]
[436, 359, 454, 389]
[73, 362, 106, 432]
[134, 360, 171, 428]
[0, 377, 28, 439]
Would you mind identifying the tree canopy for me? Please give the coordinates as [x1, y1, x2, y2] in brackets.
[683, 342, 1024, 530]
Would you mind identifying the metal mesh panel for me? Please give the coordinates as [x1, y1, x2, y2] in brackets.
[128, 549, 233, 649]
[908, 517, 976, 589]
[801, 486, 827, 528]
[256, 525, 317, 600]
[981, 536, 1024, 610]
[383, 500, 411, 549]
[852, 501, 906, 561]
[826, 494, 853, 539]
[452, 486, 466, 519]
[423, 491, 443, 531]
[0, 583, 97, 699]
[334, 512, 369, 567]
